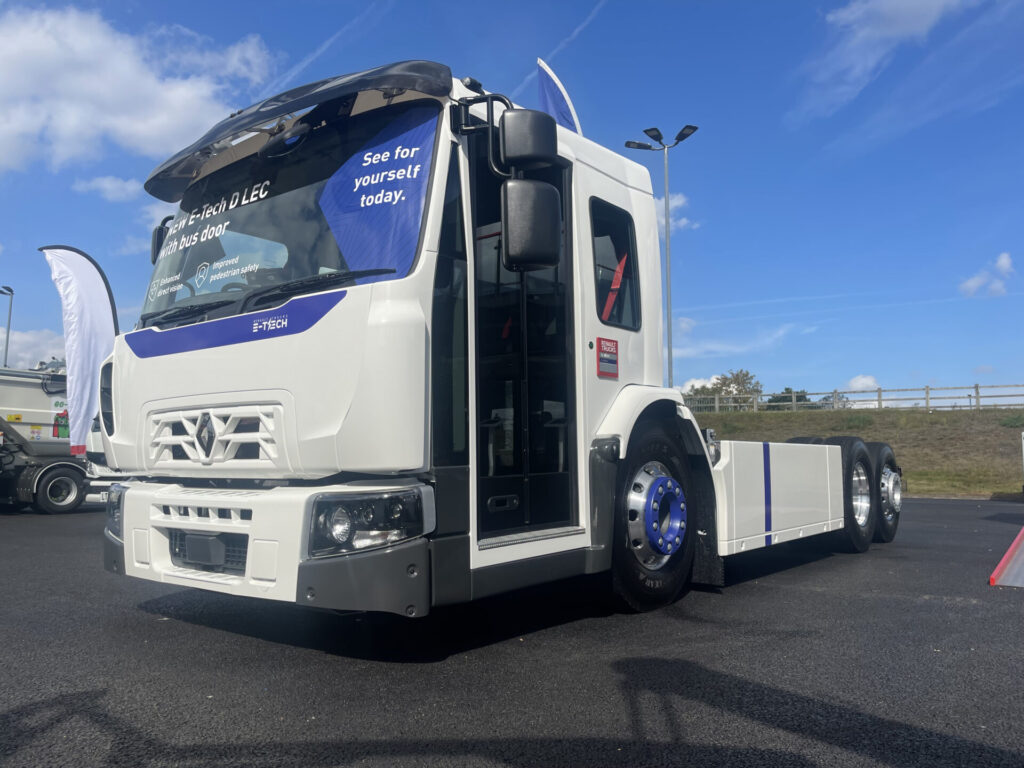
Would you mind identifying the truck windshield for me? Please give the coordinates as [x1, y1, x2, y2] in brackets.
[141, 99, 442, 323]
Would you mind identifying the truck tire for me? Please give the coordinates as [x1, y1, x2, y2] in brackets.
[34, 466, 85, 514]
[824, 437, 875, 553]
[866, 442, 901, 543]
[612, 421, 696, 611]
[786, 436, 823, 444]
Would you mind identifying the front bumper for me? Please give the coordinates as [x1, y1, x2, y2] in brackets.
[103, 480, 431, 617]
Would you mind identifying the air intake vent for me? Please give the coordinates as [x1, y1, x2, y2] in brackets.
[100, 362, 114, 435]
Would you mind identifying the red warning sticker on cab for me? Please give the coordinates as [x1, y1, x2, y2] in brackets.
[596, 337, 618, 379]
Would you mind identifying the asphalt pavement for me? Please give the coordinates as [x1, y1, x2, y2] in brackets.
[1, 498, 1022, 767]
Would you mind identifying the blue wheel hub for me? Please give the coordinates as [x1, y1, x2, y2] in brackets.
[644, 474, 686, 555]
[626, 460, 687, 569]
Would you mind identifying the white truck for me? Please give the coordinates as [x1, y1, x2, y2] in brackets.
[102, 60, 903, 614]
[0, 367, 88, 513]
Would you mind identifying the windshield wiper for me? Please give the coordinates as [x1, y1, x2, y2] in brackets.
[140, 299, 236, 328]
[240, 269, 396, 313]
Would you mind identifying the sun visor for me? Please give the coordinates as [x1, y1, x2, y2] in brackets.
[144, 60, 452, 203]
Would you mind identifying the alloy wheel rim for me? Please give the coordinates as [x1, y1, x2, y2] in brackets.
[626, 460, 686, 571]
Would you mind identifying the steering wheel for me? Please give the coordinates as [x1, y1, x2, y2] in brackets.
[219, 283, 249, 292]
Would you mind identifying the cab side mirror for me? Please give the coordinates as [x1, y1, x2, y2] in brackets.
[151, 215, 174, 265]
[500, 109, 558, 170]
[501, 179, 561, 271]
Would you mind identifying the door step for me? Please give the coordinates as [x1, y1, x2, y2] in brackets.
[479, 525, 585, 551]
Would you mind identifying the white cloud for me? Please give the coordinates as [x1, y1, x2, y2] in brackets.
[847, 374, 879, 390]
[72, 176, 142, 202]
[959, 251, 1016, 296]
[673, 323, 796, 359]
[0, 328, 65, 370]
[654, 193, 700, 234]
[0, 7, 273, 172]
[140, 201, 180, 228]
[959, 271, 989, 296]
[0, 242, 4, 256]
[791, 0, 977, 122]
[680, 375, 720, 393]
[974, 364, 994, 374]
[116, 236, 152, 257]
[823, 1, 1024, 150]
[677, 316, 697, 334]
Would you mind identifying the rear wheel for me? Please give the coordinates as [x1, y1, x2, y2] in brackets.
[824, 437, 875, 553]
[866, 442, 902, 543]
[612, 421, 696, 611]
[34, 466, 85, 514]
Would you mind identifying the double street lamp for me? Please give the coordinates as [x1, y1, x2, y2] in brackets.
[625, 125, 698, 389]
[0, 285, 12, 368]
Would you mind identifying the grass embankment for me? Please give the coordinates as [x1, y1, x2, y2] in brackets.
[695, 408, 1024, 500]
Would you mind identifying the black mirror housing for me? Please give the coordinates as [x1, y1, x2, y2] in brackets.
[151, 215, 173, 265]
[500, 109, 558, 170]
[501, 179, 561, 271]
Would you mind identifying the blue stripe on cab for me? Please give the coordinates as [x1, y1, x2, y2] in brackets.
[125, 290, 346, 358]
[763, 442, 772, 547]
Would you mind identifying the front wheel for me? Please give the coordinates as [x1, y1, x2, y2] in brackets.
[34, 466, 85, 514]
[612, 422, 696, 611]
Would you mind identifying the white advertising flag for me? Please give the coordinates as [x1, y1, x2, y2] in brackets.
[39, 246, 118, 455]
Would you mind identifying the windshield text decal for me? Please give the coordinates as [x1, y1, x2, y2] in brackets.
[318, 103, 439, 284]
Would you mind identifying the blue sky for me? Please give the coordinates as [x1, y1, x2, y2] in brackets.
[0, 0, 1021, 394]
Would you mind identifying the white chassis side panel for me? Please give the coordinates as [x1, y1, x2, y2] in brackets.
[713, 441, 844, 556]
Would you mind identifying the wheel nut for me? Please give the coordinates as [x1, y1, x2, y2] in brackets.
[675, 536, 680, 545]
[658, 486, 664, 495]
[666, 544, 672, 552]
[675, 487, 681, 496]
[652, 522, 657, 530]
[653, 501, 659, 510]
[658, 537, 664, 547]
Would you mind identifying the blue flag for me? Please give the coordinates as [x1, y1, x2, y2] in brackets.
[537, 58, 581, 135]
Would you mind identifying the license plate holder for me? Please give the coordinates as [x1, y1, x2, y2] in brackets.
[185, 534, 226, 566]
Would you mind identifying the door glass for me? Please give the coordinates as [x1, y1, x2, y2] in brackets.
[471, 134, 574, 537]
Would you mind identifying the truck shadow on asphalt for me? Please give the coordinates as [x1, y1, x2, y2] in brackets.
[3, 663, 1020, 768]
[138, 574, 620, 663]
[718, 535, 839, 587]
[135, 539, 845, 663]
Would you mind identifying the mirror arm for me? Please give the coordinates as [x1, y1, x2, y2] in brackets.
[455, 94, 513, 179]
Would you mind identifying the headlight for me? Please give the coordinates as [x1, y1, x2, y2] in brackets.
[106, 483, 126, 539]
[309, 487, 434, 557]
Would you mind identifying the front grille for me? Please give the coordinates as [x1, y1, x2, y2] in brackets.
[148, 404, 286, 470]
[168, 529, 248, 574]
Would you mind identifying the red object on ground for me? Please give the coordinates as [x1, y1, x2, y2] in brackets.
[989, 525, 1024, 586]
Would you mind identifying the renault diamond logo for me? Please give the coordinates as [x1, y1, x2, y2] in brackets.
[195, 412, 216, 457]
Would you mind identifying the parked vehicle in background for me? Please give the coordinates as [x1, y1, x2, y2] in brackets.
[0, 367, 87, 513]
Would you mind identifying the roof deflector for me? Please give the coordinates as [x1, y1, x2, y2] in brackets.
[144, 60, 453, 202]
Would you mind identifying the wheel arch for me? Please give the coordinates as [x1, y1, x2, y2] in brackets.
[32, 461, 88, 493]
[595, 386, 724, 586]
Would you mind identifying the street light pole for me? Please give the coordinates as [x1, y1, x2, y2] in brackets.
[0, 286, 12, 369]
[625, 125, 698, 389]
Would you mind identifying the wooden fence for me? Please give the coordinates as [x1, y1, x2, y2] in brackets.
[682, 384, 1024, 413]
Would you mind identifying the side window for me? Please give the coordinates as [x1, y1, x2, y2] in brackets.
[431, 146, 469, 466]
[590, 198, 640, 331]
